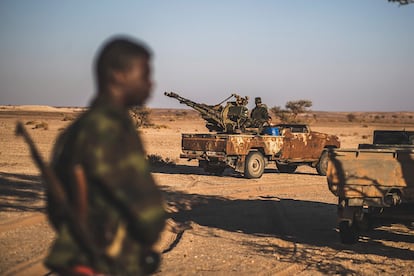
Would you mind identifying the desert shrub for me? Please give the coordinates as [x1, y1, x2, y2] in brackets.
[175, 111, 188, 117]
[270, 106, 293, 123]
[25, 120, 37, 125]
[346, 113, 356, 122]
[33, 121, 49, 130]
[129, 107, 151, 128]
[147, 154, 176, 167]
[153, 124, 169, 129]
[62, 113, 75, 121]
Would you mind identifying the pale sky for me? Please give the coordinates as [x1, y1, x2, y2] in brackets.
[1, 1, 413, 111]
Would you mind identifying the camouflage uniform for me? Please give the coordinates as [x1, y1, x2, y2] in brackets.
[250, 97, 269, 128]
[45, 95, 166, 275]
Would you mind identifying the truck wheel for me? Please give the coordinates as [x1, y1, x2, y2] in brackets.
[316, 150, 329, 176]
[339, 220, 359, 244]
[276, 162, 297, 173]
[245, 151, 265, 179]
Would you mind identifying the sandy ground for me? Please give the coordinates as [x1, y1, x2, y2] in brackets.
[0, 106, 413, 275]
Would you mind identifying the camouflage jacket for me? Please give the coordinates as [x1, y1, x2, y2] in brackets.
[250, 104, 269, 127]
[45, 95, 166, 275]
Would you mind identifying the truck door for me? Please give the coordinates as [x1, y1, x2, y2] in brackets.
[279, 128, 323, 160]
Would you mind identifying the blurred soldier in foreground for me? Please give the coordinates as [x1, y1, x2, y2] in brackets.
[250, 97, 270, 128]
[45, 36, 166, 275]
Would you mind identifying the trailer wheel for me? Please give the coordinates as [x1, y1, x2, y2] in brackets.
[339, 220, 359, 244]
[316, 150, 329, 176]
[245, 151, 265, 179]
[276, 162, 297, 173]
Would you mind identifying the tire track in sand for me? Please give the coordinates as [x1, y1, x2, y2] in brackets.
[0, 213, 46, 234]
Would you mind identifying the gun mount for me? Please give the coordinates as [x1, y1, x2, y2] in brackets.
[164, 92, 250, 133]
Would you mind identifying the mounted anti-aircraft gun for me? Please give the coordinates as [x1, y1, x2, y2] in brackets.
[164, 92, 250, 133]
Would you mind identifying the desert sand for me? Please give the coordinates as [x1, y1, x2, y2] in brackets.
[0, 105, 413, 275]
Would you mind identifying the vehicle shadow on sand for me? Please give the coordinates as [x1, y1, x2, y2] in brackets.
[151, 164, 317, 177]
[0, 172, 45, 212]
[162, 188, 414, 274]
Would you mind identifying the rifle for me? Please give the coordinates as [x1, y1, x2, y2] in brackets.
[15, 121, 98, 264]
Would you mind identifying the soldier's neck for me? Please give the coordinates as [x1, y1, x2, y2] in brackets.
[97, 87, 127, 109]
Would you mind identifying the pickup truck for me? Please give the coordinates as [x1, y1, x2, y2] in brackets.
[181, 124, 340, 178]
[327, 130, 414, 244]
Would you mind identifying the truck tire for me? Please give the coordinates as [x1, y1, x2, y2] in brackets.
[244, 151, 265, 179]
[316, 150, 329, 176]
[276, 162, 297, 173]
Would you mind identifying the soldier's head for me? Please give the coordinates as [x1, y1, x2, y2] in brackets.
[255, 97, 262, 105]
[94, 36, 153, 107]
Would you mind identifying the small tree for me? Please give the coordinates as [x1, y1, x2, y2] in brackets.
[270, 99, 312, 123]
[129, 106, 152, 128]
[270, 106, 292, 123]
[346, 113, 356, 122]
[285, 100, 312, 120]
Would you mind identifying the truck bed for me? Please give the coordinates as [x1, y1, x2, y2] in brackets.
[181, 133, 284, 157]
[327, 148, 414, 205]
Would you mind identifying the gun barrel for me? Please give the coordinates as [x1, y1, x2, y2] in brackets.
[165, 92, 224, 130]
[164, 91, 250, 133]
[164, 91, 178, 98]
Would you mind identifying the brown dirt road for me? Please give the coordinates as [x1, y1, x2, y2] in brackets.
[0, 107, 413, 275]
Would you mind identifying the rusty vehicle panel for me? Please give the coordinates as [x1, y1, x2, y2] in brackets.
[327, 129, 414, 244]
[279, 129, 340, 161]
[181, 133, 228, 152]
[226, 135, 284, 156]
[181, 124, 340, 178]
[182, 134, 284, 158]
[328, 148, 414, 203]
